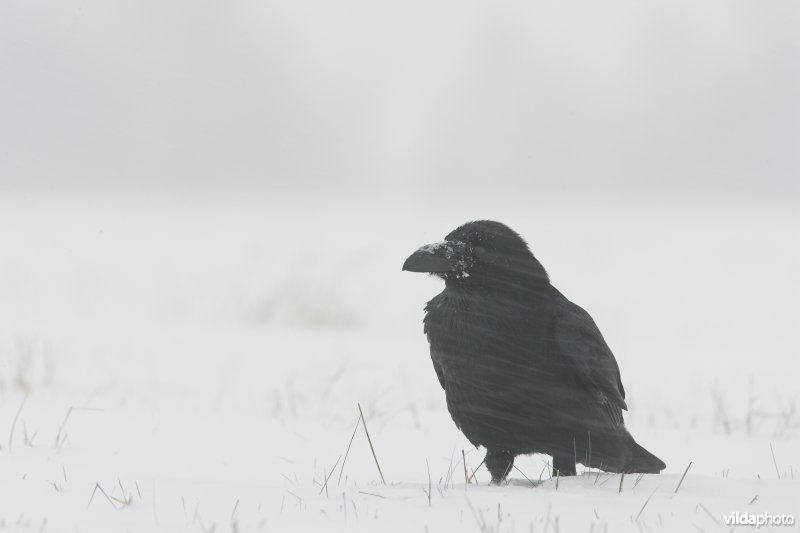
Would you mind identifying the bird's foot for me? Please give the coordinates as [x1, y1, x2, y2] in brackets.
[485, 449, 515, 485]
[552, 454, 577, 477]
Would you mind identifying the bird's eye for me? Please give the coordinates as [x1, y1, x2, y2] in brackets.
[471, 244, 488, 259]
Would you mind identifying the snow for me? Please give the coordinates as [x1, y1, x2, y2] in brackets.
[0, 193, 798, 532]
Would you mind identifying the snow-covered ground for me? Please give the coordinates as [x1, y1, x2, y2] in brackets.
[0, 192, 798, 532]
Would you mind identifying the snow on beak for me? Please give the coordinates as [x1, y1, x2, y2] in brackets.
[402, 241, 467, 273]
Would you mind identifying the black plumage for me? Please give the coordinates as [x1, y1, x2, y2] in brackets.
[403, 220, 665, 483]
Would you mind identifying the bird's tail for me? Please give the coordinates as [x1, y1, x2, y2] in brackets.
[625, 442, 666, 474]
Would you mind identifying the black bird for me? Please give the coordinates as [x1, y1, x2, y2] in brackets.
[403, 220, 665, 483]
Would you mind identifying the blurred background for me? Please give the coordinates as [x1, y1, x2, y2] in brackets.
[1, 0, 798, 199]
[0, 2, 798, 528]
[0, 0, 800, 531]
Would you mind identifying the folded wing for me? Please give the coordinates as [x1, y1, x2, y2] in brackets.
[552, 303, 627, 422]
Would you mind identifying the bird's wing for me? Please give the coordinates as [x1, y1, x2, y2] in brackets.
[423, 292, 448, 390]
[429, 349, 446, 389]
[552, 304, 627, 415]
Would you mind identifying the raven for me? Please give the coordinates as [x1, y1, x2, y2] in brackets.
[403, 220, 665, 483]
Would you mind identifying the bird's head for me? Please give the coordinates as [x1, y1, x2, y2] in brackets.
[402, 220, 549, 288]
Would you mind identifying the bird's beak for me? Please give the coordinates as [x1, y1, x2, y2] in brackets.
[402, 241, 466, 273]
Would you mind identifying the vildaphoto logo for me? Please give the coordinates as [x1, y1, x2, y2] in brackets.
[724, 512, 796, 528]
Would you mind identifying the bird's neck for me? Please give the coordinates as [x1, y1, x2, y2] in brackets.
[446, 274, 553, 303]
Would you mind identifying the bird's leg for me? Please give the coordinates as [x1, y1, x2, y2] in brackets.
[485, 449, 514, 484]
[552, 453, 577, 477]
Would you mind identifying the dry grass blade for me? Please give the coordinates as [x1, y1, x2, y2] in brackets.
[111, 494, 132, 507]
[618, 472, 624, 493]
[598, 472, 616, 486]
[635, 487, 658, 521]
[463, 449, 469, 485]
[318, 456, 342, 496]
[425, 459, 432, 507]
[54, 407, 73, 447]
[230, 499, 239, 522]
[501, 461, 513, 484]
[87, 484, 98, 508]
[88, 483, 118, 510]
[697, 503, 720, 526]
[357, 491, 385, 499]
[467, 458, 485, 483]
[770, 443, 780, 479]
[444, 447, 455, 488]
[357, 403, 385, 484]
[337, 412, 362, 486]
[588, 431, 592, 468]
[573, 439, 577, 470]
[8, 394, 28, 450]
[541, 463, 550, 482]
[111, 480, 133, 507]
[513, 465, 538, 487]
[674, 462, 692, 494]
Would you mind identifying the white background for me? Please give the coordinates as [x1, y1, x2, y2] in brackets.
[1, 1, 798, 531]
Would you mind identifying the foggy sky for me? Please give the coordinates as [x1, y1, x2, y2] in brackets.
[1, 0, 798, 198]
